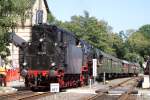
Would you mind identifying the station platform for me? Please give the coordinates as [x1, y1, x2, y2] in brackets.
[7, 79, 25, 87]
[0, 79, 25, 95]
[66, 82, 109, 94]
[142, 75, 150, 88]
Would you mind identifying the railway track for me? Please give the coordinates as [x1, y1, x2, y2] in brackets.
[0, 77, 140, 100]
[86, 77, 140, 100]
[117, 77, 139, 100]
[0, 90, 54, 100]
[0, 91, 33, 100]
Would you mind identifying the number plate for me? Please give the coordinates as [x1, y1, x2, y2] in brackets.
[50, 83, 59, 92]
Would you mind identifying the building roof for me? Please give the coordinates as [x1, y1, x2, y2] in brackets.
[43, 0, 50, 13]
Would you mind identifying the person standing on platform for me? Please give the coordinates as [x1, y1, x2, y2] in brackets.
[0, 66, 6, 86]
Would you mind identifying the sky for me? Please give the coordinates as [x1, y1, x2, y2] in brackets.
[47, 0, 150, 33]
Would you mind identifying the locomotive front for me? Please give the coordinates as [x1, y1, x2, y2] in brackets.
[21, 25, 65, 88]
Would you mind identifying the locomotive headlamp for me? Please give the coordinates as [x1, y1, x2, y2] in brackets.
[23, 62, 27, 66]
[54, 43, 58, 46]
[39, 38, 44, 42]
[28, 42, 31, 45]
[51, 62, 56, 66]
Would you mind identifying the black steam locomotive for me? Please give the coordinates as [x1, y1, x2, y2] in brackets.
[20, 24, 140, 89]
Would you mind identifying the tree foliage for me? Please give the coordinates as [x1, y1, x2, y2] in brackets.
[111, 33, 125, 58]
[138, 24, 150, 39]
[47, 11, 56, 24]
[0, 0, 34, 59]
[127, 25, 150, 58]
[122, 25, 150, 64]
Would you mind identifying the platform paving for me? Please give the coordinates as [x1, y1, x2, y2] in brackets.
[0, 79, 25, 95]
[66, 82, 109, 94]
[6, 79, 24, 87]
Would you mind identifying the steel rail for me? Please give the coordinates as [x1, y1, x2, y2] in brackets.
[17, 92, 54, 100]
[117, 77, 139, 100]
[0, 91, 33, 99]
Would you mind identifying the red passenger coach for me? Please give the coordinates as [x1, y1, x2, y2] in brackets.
[122, 60, 140, 76]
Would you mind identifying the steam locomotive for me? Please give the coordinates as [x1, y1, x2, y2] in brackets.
[20, 24, 140, 89]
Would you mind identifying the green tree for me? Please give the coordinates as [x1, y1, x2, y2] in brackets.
[124, 52, 141, 62]
[111, 33, 125, 58]
[124, 25, 150, 64]
[0, 0, 34, 60]
[47, 11, 56, 24]
[127, 31, 150, 57]
[139, 24, 150, 39]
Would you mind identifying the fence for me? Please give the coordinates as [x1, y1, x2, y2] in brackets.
[0, 68, 20, 86]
